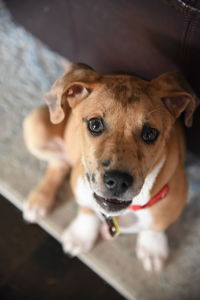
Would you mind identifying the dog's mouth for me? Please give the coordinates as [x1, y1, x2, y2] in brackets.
[94, 193, 132, 212]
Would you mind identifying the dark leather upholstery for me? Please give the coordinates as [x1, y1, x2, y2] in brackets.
[5, 0, 200, 154]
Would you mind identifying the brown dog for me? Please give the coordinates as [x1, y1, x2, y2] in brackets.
[23, 63, 199, 271]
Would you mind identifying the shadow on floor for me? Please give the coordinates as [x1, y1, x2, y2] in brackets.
[0, 195, 124, 300]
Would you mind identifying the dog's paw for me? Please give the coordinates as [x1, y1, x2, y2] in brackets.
[23, 189, 52, 223]
[61, 227, 95, 256]
[61, 212, 100, 256]
[136, 230, 169, 272]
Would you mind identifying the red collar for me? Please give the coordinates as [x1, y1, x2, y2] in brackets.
[129, 184, 169, 211]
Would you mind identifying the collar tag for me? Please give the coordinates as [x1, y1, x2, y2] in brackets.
[102, 215, 120, 237]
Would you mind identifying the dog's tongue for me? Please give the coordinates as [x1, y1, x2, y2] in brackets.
[102, 214, 120, 237]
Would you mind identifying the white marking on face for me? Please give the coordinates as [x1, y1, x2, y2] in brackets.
[132, 156, 166, 206]
[75, 177, 96, 208]
[75, 177, 109, 219]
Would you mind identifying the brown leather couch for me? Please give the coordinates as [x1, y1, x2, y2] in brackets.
[5, 0, 200, 155]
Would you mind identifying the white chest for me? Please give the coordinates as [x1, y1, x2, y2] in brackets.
[118, 210, 152, 234]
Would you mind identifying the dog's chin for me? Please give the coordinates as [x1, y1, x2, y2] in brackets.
[93, 193, 132, 216]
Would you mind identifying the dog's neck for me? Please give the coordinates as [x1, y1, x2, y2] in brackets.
[130, 184, 169, 211]
[130, 155, 166, 207]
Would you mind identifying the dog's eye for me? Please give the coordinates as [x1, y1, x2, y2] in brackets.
[87, 118, 104, 136]
[141, 124, 159, 144]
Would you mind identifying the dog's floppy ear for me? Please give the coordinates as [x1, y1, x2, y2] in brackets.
[151, 71, 200, 127]
[45, 63, 100, 124]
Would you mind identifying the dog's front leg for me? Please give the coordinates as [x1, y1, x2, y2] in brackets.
[61, 207, 101, 256]
[136, 229, 169, 272]
[23, 162, 69, 222]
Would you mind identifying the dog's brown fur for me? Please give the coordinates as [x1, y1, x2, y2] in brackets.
[23, 63, 199, 262]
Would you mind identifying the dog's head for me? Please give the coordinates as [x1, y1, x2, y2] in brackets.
[45, 63, 199, 216]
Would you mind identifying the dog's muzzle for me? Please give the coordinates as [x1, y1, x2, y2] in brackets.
[93, 170, 133, 212]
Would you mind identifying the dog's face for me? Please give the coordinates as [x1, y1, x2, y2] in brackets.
[76, 77, 171, 215]
[46, 63, 199, 216]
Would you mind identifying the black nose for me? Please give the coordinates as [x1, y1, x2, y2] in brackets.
[103, 170, 133, 196]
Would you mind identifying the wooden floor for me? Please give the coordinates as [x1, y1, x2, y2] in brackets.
[0, 195, 124, 300]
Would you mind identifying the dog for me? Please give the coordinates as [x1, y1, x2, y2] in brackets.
[23, 63, 199, 272]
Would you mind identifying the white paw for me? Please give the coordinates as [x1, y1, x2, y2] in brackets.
[136, 230, 169, 272]
[23, 190, 51, 223]
[23, 200, 47, 223]
[61, 227, 95, 256]
[61, 212, 100, 256]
